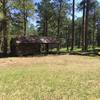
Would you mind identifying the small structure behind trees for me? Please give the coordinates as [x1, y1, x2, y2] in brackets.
[10, 36, 59, 56]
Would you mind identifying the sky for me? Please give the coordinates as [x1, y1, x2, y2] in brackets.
[31, 0, 100, 27]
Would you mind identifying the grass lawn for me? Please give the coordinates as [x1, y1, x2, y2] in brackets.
[0, 55, 100, 100]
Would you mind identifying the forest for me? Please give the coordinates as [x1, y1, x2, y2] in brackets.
[0, 0, 100, 56]
[1, 0, 100, 99]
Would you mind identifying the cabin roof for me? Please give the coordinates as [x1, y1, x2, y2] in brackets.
[13, 36, 59, 44]
[40, 36, 59, 44]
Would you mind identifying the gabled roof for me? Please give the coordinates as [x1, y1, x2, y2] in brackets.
[13, 36, 59, 44]
[40, 36, 59, 44]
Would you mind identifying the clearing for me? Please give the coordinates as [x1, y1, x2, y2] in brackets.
[0, 55, 100, 100]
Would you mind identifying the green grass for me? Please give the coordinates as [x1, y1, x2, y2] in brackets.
[59, 46, 100, 53]
[0, 55, 100, 100]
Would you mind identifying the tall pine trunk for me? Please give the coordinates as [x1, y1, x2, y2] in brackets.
[57, 0, 62, 38]
[43, 21, 45, 36]
[82, 0, 86, 51]
[23, 12, 27, 36]
[71, 0, 75, 51]
[84, 0, 89, 51]
[57, 1, 62, 53]
[57, 18, 60, 38]
[45, 16, 48, 36]
[2, 0, 8, 55]
[92, 8, 96, 51]
[45, 16, 49, 53]
[23, 1, 27, 36]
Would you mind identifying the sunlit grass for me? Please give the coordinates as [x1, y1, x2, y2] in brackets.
[0, 55, 100, 100]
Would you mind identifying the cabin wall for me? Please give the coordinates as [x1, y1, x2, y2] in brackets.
[16, 43, 40, 55]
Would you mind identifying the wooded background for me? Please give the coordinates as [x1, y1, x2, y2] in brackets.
[0, 0, 100, 55]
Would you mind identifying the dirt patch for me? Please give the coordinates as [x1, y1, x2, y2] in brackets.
[0, 55, 100, 72]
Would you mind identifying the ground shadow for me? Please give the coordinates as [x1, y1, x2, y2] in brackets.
[0, 51, 68, 58]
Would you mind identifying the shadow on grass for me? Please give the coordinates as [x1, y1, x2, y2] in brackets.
[0, 51, 68, 58]
[0, 49, 100, 58]
[69, 49, 100, 57]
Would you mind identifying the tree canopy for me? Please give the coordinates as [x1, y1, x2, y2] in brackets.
[0, 0, 100, 55]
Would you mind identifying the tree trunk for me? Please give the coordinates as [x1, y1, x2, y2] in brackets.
[57, 18, 60, 37]
[57, 2, 62, 38]
[23, 13, 27, 36]
[66, 28, 69, 51]
[23, 1, 27, 36]
[71, 0, 75, 51]
[45, 16, 48, 36]
[2, 0, 8, 56]
[84, 0, 89, 51]
[82, 0, 86, 51]
[56, 0, 62, 53]
[45, 16, 48, 53]
[78, 29, 81, 48]
[43, 21, 45, 36]
[92, 8, 96, 51]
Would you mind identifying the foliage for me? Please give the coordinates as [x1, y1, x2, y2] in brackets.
[11, 0, 34, 35]
[0, 0, 100, 54]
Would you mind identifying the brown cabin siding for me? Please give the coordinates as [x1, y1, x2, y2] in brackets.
[10, 36, 59, 56]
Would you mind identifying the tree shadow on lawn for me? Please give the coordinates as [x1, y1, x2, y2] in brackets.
[0, 49, 100, 58]
[69, 49, 100, 57]
[0, 51, 68, 58]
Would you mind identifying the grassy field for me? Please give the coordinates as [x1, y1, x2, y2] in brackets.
[0, 55, 100, 100]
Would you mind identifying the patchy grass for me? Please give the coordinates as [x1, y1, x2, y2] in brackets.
[0, 55, 100, 100]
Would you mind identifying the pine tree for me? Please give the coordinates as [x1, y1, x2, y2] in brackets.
[71, 0, 75, 51]
[12, 0, 34, 35]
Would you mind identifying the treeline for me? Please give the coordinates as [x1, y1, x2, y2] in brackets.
[0, 0, 100, 55]
[0, 0, 35, 55]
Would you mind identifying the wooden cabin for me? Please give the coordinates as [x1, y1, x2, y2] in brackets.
[39, 36, 60, 53]
[10, 36, 59, 56]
